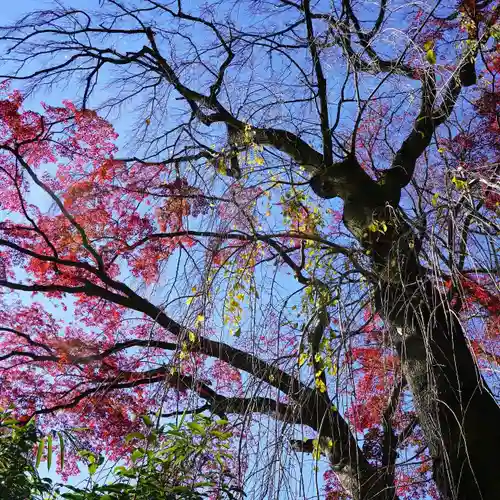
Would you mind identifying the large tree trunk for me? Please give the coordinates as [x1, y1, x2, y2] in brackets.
[348, 200, 500, 499]
[378, 278, 500, 499]
[312, 154, 500, 497]
[319, 149, 500, 497]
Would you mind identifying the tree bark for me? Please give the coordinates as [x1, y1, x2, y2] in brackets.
[311, 141, 500, 498]
[378, 277, 500, 499]
[342, 195, 500, 499]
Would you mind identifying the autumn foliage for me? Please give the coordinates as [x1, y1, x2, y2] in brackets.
[0, 0, 498, 498]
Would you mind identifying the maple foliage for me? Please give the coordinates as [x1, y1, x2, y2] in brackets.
[0, 0, 498, 498]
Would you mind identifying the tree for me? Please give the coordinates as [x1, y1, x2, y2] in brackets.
[0, 0, 498, 498]
[61, 413, 245, 500]
[0, 409, 52, 499]
[0, 409, 242, 499]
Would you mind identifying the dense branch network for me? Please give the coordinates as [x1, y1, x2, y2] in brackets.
[0, 0, 498, 498]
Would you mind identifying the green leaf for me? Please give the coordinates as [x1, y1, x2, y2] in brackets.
[131, 448, 145, 462]
[194, 481, 216, 488]
[215, 454, 225, 467]
[170, 486, 192, 493]
[125, 432, 145, 443]
[77, 449, 94, 460]
[492, 25, 500, 41]
[101, 483, 134, 492]
[2, 418, 19, 426]
[210, 430, 233, 440]
[426, 49, 436, 65]
[47, 433, 53, 471]
[119, 469, 137, 479]
[312, 439, 321, 460]
[59, 432, 65, 470]
[451, 176, 468, 190]
[36, 438, 45, 468]
[186, 421, 205, 434]
[166, 429, 184, 437]
[88, 462, 98, 475]
[173, 453, 187, 465]
[147, 431, 158, 445]
[141, 415, 153, 427]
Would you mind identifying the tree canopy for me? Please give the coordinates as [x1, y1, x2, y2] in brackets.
[0, 0, 498, 498]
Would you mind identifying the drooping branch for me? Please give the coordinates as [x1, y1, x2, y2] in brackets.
[379, 378, 406, 494]
[0, 268, 386, 498]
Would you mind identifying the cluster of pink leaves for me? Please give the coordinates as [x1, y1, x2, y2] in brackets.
[0, 87, 247, 479]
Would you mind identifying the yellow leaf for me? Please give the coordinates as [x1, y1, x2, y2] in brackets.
[312, 439, 321, 460]
[426, 49, 436, 65]
[196, 314, 205, 324]
[315, 377, 327, 393]
[451, 176, 468, 190]
[298, 352, 308, 367]
[188, 331, 196, 343]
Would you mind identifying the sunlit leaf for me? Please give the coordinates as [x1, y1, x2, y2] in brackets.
[125, 432, 145, 443]
[141, 415, 154, 427]
[36, 437, 45, 468]
[58, 432, 65, 470]
[426, 49, 436, 65]
[47, 433, 53, 471]
[186, 421, 205, 434]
